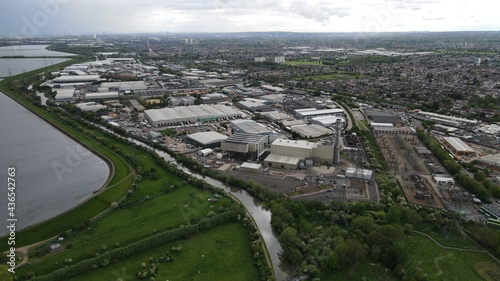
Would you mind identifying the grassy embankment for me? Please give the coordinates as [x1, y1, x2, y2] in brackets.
[0, 62, 135, 249]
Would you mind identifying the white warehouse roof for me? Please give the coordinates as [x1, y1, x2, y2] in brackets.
[290, 124, 334, 138]
[53, 75, 100, 83]
[145, 105, 243, 126]
[55, 88, 75, 100]
[231, 119, 273, 135]
[443, 137, 475, 153]
[85, 91, 120, 100]
[311, 116, 346, 126]
[187, 131, 228, 146]
[295, 108, 344, 119]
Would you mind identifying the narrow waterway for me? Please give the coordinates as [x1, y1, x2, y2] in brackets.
[128, 137, 290, 280]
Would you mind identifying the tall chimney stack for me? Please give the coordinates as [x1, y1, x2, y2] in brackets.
[334, 118, 342, 164]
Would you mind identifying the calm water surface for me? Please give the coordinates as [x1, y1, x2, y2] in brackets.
[0, 45, 109, 235]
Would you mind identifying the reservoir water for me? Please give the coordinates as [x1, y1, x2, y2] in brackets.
[0, 93, 110, 235]
[0, 45, 109, 235]
[0, 58, 70, 78]
[0, 45, 76, 57]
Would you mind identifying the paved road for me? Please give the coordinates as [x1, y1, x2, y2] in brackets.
[333, 101, 354, 131]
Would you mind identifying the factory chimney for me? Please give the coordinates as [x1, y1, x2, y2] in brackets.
[334, 118, 342, 164]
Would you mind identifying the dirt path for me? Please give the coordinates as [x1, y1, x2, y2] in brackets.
[6, 236, 58, 267]
[408, 228, 500, 264]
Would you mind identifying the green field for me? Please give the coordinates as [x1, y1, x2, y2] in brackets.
[65, 222, 259, 281]
[323, 259, 395, 281]
[285, 60, 323, 66]
[404, 234, 500, 281]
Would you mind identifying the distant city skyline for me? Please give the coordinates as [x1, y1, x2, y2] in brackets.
[1, 0, 498, 36]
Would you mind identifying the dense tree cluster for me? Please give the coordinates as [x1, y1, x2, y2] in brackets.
[271, 198, 500, 280]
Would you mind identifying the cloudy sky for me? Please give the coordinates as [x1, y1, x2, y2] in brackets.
[1, 0, 498, 36]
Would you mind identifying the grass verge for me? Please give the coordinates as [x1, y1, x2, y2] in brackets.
[65, 222, 260, 281]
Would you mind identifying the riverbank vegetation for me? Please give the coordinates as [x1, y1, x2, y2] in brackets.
[270, 198, 500, 280]
[0, 64, 270, 280]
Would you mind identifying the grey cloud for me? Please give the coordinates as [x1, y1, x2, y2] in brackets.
[288, 1, 350, 23]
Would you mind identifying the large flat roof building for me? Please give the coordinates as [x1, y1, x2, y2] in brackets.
[478, 153, 500, 171]
[365, 108, 403, 127]
[145, 105, 243, 127]
[53, 75, 100, 83]
[186, 131, 228, 148]
[101, 81, 147, 91]
[230, 119, 273, 135]
[310, 116, 345, 127]
[417, 111, 479, 127]
[295, 108, 344, 119]
[289, 124, 334, 138]
[84, 91, 120, 101]
[75, 102, 107, 112]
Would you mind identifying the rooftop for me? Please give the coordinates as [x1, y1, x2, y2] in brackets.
[478, 153, 500, 166]
[443, 137, 475, 153]
[264, 153, 303, 165]
[272, 138, 318, 149]
[186, 131, 228, 145]
[224, 133, 268, 144]
[231, 119, 273, 135]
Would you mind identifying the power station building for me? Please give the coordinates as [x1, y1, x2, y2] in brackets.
[221, 133, 269, 160]
[264, 139, 335, 169]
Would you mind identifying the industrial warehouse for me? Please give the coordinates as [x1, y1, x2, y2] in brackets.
[144, 104, 243, 126]
[186, 131, 228, 148]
